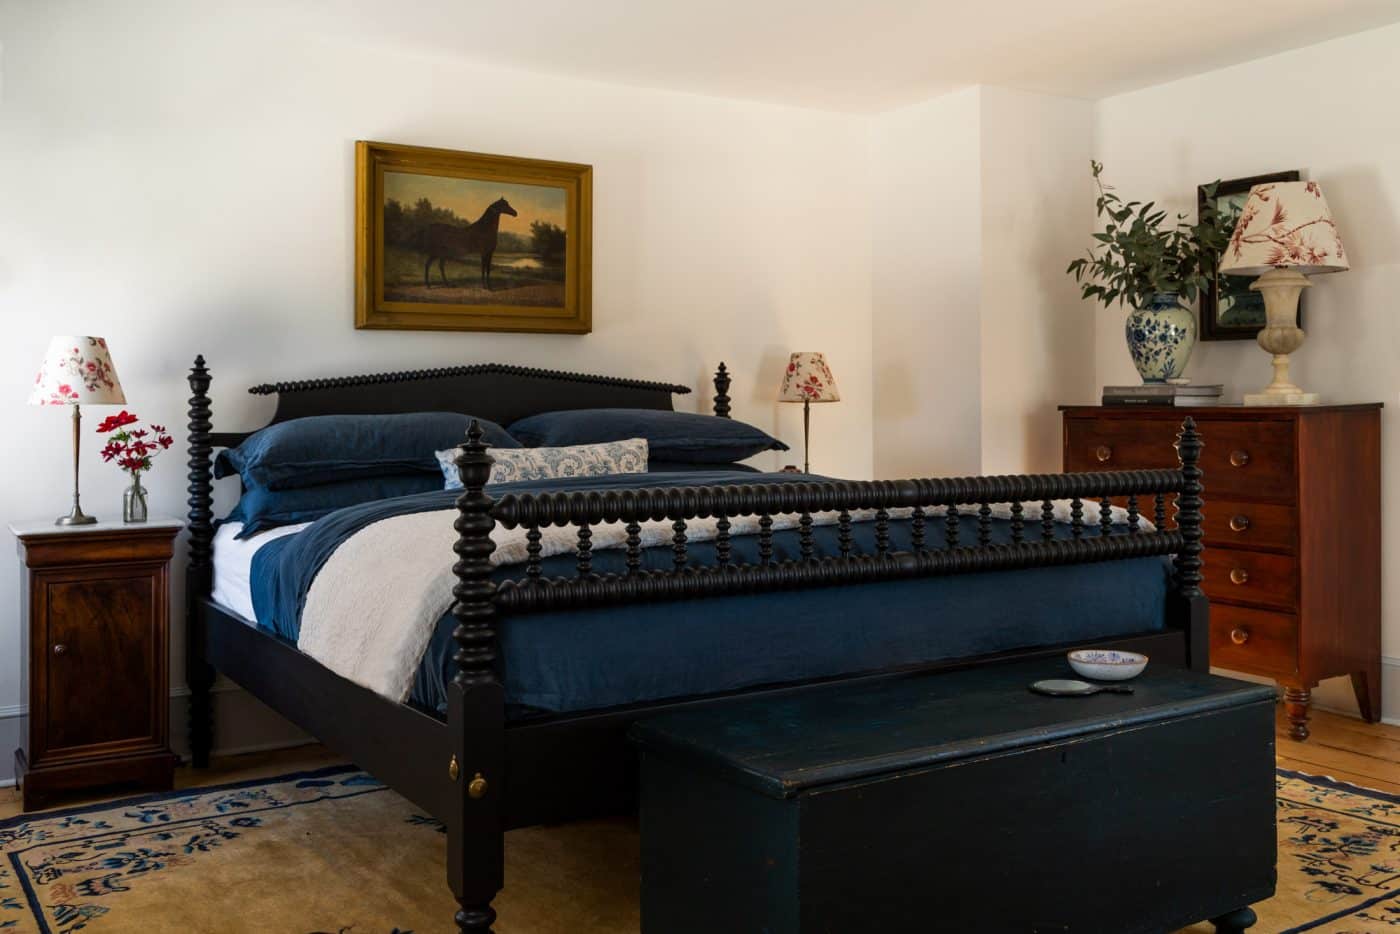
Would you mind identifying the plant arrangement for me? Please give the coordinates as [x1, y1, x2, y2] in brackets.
[97, 410, 173, 522]
[1067, 161, 1233, 309]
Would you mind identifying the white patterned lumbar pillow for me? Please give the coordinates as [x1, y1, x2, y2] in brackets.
[437, 438, 648, 489]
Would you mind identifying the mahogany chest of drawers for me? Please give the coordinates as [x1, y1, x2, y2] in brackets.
[1061, 404, 1382, 740]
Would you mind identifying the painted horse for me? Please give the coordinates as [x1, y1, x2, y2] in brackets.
[420, 197, 518, 290]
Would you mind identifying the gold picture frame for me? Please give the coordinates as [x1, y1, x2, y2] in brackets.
[355, 141, 592, 333]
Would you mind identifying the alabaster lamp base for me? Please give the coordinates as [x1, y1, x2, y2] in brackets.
[1244, 268, 1320, 406]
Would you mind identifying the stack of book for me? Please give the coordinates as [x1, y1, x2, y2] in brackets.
[1102, 384, 1223, 406]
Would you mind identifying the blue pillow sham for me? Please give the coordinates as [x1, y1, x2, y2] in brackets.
[225, 473, 445, 538]
[648, 460, 760, 474]
[214, 412, 520, 490]
[508, 408, 787, 464]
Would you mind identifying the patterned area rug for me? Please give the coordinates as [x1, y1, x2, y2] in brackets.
[0, 766, 1393, 933]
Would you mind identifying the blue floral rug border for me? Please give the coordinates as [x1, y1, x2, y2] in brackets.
[1275, 767, 1399, 933]
[0, 763, 363, 830]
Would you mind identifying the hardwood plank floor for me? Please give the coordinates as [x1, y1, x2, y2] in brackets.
[5, 704, 1395, 824]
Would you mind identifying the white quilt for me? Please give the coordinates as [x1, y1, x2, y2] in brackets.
[297, 498, 1149, 702]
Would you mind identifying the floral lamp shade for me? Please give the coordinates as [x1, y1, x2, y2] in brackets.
[28, 336, 126, 406]
[1219, 181, 1348, 277]
[778, 352, 840, 403]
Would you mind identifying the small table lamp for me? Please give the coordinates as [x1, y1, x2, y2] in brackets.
[778, 352, 840, 473]
[1218, 181, 1348, 405]
[28, 336, 126, 525]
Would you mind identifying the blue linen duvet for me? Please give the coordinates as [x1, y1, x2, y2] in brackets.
[245, 471, 1170, 718]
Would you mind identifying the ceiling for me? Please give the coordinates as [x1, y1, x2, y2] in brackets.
[309, 0, 1400, 112]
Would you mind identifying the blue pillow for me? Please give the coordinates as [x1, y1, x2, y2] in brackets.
[508, 409, 787, 464]
[225, 473, 446, 538]
[648, 460, 761, 474]
[215, 412, 519, 490]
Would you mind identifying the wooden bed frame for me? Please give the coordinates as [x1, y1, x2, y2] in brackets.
[184, 356, 1207, 932]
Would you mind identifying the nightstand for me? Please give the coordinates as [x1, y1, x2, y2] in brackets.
[10, 518, 182, 810]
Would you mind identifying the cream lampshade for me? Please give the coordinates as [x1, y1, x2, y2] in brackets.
[29, 336, 126, 525]
[778, 352, 840, 473]
[1218, 181, 1348, 405]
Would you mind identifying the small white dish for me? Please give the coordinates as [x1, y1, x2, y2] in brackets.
[1067, 649, 1148, 682]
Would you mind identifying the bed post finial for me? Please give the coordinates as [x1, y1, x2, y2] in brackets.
[713, 362, 731, 418]
[448, 420, 504, 932]
[186, 354, 216, 768]
[1172, 416, 1208, 672]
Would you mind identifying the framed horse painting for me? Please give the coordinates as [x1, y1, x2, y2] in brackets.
[355, 141, 592, 333]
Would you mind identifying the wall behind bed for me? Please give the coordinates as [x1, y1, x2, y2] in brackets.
[0, 1, 876, 780]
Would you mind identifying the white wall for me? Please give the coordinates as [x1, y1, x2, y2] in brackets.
[0, 1, 875, 781]
[871, 88, 984, 479]
[979, 87, 1096, 474]
[1094, 23, 1400, 720]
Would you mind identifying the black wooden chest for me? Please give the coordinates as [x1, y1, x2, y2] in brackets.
[630, 660, 1277, 934]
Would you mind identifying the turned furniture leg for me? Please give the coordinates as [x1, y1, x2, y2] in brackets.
[1211, 906, 1257, 932]
[455, 902, 497, 932]
[1283, 685, 1312, 741]
[1351, 666, 1382, 723]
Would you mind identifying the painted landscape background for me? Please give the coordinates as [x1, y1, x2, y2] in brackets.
[1214, 190, 1266, 327]
[381, 172, 568, 307]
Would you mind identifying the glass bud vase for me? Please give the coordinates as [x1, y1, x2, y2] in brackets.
[123, 474, 149, 523]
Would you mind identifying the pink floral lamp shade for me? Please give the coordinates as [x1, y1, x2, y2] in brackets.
[1219, 181, 1349, 277]
[778, 352, 840, 403]
[28, 336, 126, 406]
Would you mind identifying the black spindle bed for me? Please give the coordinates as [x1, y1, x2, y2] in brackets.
[183, 356, 1206, 932]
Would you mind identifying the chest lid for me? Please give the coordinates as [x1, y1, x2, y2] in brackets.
[628, 659, 1274, 800]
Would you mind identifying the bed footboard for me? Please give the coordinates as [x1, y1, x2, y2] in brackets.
[444, 418, 1206, 930]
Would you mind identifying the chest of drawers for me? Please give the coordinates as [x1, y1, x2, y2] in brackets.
[1061, 404, 1382, 740]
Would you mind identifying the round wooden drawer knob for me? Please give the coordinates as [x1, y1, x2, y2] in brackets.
[1094, 445, 1112, 463]
[1229, 514, 1251, 532]
[1229, 567, 1250, 585]
[1230, 627, 1250, 645]
[52, 643, 67, 656]
[1229, 449, 1251, 467]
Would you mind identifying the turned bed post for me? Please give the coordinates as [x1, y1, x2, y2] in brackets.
[447, 421, 505, 933]
[1171, 417, 1209, 672]
[186, 355, 216, 768]
[712, 361, 731, 418]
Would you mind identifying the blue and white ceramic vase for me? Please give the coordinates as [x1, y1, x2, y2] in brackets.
[1125, 293, 1195, 383]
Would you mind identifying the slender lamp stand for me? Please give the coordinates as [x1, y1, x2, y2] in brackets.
[778, 351, 840, 474]
[57, 403, 96, 526]
[29, 335, 127, 526]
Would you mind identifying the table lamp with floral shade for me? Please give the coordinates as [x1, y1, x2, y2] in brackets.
[778, 352, 840, 473]
[28, 336, 126, 525]
[1218, 181, 1348, 405]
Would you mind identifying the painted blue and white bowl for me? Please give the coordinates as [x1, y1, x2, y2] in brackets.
[1067, 649, 1149, 681]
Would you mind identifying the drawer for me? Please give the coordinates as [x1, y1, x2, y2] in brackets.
[1210, 604, 1299, 677]
[1202, 548, 1298, 610]
[1201, 500, 1296, 553]
[1064, 417, 1296, 502]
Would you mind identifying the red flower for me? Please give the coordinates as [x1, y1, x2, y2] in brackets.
[158, 435, 173, 449]
[150, 424, 166, 433]
[129, 429, 148, 439]
[96, 411, 139, 433]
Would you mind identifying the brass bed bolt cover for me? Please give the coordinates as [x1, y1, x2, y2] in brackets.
[469, 773, 489, 800]
[448, 754, 460, 782]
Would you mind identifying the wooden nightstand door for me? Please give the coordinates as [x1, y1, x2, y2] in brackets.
[33, 565, 165, 760]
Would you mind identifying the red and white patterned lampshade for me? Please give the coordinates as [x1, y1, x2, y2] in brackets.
[1219, 181, 1349, 277]
[779, 352, 840, 403]
[28, 336, 126, 406]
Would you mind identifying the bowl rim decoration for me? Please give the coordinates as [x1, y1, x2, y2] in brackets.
[1067, 649, 1149, 666]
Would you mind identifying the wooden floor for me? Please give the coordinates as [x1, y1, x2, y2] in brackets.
[4, 705, 1396, 822]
